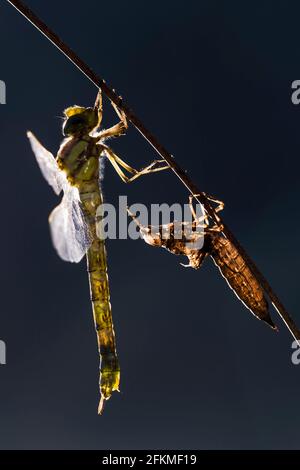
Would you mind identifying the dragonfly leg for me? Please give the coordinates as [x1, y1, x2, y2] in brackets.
[94, 89, 103, 127]
[127, 207, 142, 227]
[202, 192, 224, 214]
[103, 147, 138, 182]
[96, 96, 128, 141]
[188, 195, 209, 227]
[104, 146, 169, 183]
[110, 97, 128, 124]
[208, 223, 224, 233]
[191, 192, 224, 224]
[127, 160, 170, 182]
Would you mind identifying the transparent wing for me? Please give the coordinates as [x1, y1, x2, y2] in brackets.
[27, 131, 64, 195]
[28, 131, 93, 262]
[49, 184, 92, 263]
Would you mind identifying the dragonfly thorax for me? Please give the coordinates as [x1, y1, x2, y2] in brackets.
[57, 136, 100, 186]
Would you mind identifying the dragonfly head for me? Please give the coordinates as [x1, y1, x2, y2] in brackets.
[63, 106, 99, 137]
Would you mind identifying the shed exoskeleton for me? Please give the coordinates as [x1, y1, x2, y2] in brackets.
[128, 194, 277, 330]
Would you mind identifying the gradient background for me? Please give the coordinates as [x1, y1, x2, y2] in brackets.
[0, 0, 300, 450]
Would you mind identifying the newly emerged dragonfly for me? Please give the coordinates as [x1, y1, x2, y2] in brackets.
[128, 194, 277, 330]
[28, 90, 168, 414]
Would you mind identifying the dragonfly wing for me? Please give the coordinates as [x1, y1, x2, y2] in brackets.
[27, 131, 64, 195]
[28, 131, 91, 262]
[49, 184, 92, 263]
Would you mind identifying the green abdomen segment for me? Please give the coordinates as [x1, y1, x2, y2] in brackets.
[87, 240, 120, 414]
[80, 183, 120, 414]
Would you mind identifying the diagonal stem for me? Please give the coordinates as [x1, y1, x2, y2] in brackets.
[7, 0, 300, 342]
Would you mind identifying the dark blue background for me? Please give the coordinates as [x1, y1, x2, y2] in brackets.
[0, 0, 300, 449]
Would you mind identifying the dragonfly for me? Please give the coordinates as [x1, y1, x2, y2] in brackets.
[128, 193, 277, 330]
[27, 90, 169, 414]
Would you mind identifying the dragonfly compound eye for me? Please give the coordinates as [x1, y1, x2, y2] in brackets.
[63, 114, 87, 136]
[63, 107, 99, 136]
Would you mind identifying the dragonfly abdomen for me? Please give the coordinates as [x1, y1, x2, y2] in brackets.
[87, 240, 120, 413]
[209, 234, 276, 329]
[80, 181, 120, 414]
